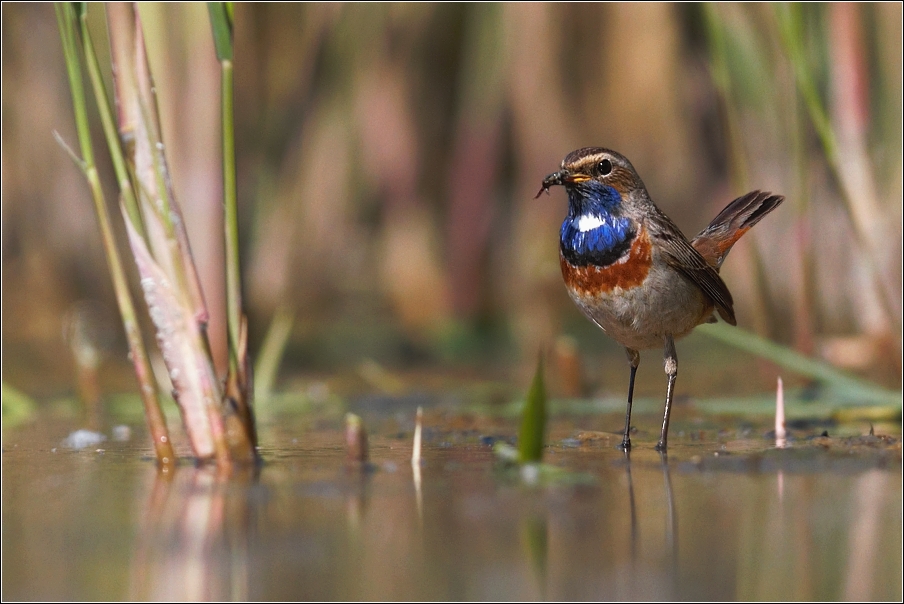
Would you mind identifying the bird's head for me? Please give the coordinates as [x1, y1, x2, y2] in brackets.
[535, 147, 643, 215]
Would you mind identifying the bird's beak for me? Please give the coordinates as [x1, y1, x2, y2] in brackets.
[534, 170, 589, 198]
[564, 173, 590, 183]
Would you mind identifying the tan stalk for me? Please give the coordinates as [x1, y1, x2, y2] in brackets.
[106, 2, 240, 463]
[54, 2, 175, 466]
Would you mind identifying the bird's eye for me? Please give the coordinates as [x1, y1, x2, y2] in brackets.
[597, 159, 612, 176]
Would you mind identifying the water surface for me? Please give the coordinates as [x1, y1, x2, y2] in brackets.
[2, 413, 901, 601]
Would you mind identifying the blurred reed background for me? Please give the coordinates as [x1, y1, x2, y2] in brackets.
[2, 3, 901, 400]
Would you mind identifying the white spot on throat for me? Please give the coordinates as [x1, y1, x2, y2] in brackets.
[575, 213, 605, 232]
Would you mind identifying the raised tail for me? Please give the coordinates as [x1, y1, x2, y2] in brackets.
[691, 190, 784, 270]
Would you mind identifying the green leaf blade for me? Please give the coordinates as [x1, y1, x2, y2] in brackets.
[207, 2, 233, 62]
[519, 354, 548, 463]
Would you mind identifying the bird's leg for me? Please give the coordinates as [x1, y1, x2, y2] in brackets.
[655, 335, 677, 451]
[618, 348, 640, 450]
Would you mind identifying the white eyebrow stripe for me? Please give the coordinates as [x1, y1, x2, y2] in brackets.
[575, 214, 605, 232]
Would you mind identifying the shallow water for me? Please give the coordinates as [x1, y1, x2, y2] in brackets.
[2, 413, 901, 601]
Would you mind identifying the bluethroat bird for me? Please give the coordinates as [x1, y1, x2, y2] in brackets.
[537, 147, 783, 451]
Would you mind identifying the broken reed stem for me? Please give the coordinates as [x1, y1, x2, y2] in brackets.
[412, 406, 424, 524]
[345, 413, 369, 463]
[55, 2, 175, 467]
[775, 376, 787, 448]
[412, 406, 423, 466]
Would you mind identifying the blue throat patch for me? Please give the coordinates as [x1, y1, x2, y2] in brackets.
[560, 184, 635, 267]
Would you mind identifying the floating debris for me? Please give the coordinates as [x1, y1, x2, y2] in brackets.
[62, 429, 106, 450]
[112, 425, 132, 442]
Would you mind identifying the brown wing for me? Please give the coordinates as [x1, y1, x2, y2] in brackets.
[647, 212, 737, 326]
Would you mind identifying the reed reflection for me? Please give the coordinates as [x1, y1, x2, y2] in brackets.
[522, 512, 549, 598]
[129, 464, 258, 601]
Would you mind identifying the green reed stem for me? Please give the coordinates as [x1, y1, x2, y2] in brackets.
[208, 2, 242, 377]
[222, 60, 241, 375]
[773, 4, 900, 330]
[698, 323, 901, 408]
[55, 2, 176, 467]
[254, 306, 295, 403]
[773, 5, 836, 161]
[701, 4, 777, 336]
[701, 3, 750, 191]
[77, 9, 145, 238]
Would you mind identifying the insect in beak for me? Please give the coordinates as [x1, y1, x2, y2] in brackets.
[534, 170, 567, 199]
